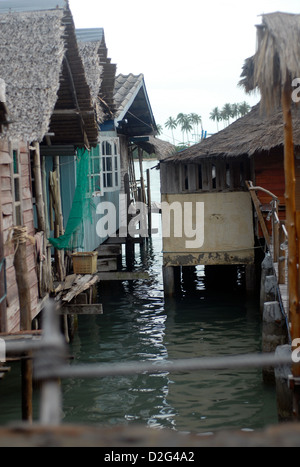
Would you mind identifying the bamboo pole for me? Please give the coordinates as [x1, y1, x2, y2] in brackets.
[52, 157, 65, 282]
[32, 142, 46, 233]
[281, 83, 300, 378]
[32, 142, 49, 296]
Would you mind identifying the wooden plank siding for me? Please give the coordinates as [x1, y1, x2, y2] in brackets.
[254, 151, 286, 212]
[0, 139, 39, 333]
[253, 151, 286, 240]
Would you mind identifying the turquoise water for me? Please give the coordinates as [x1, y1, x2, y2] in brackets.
[0, 161, 278, 433]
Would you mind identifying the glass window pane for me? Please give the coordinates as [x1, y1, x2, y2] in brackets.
[14, 178, 20, 202]
[114, 156, 118, 171]
[13, 150, 19, 174]
[94, 175, 101, 192]
[106, 142, 112, 155]
[106, 157, 112, 172]
[107, 173, 113, 188]
[115, 172, 119, 187]
[103, 173, 107, 188]
[93, 157, 100, 174]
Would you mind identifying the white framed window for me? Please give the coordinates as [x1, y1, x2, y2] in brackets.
[100, 137, 120, 193]
[11, 149, 22, 225]
[90, 146, 102, 196]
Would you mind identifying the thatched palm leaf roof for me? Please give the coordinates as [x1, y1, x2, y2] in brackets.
[134, 135, 176, 160]
[0, 6, 98, 145]
[0, 9, 66, 142]
[163, 104, 300, 164]
[77, 41, 104, 122]
[76, 28, 117, 121]
[240, 12, 300, 112]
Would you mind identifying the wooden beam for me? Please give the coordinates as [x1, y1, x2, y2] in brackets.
[97, 272, 149, 281]
[61, 304, 103, 315]
[246, 181, 271, 247]
[282, 82, 300, 378]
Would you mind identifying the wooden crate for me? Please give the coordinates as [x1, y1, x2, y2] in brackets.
[72, 252, 98, 275]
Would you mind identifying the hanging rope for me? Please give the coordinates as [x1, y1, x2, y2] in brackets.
[5, 226, 35, 255]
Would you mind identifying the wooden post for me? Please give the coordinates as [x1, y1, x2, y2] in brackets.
[32, 142, 46, 233]
[273, 200, 280, 263]
[281, 83, 300, 378]
[124, 174, 134, 270]
[12, 227, 33, 423]
[138, 148, 146, 205]
[41, 156, 53, 292]
[147, 169, 152, 238]
[0, 200, 7, 333]
[52, 157, 65, 282]
[278, 223, 286, 285]
[32, 142, 48, 296]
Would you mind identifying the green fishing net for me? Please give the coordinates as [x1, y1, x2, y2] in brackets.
[48, 147, 94, 251]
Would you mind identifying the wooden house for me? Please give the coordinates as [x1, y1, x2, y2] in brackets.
[160, 103, 300, 295]
[61, 27, 161, 252]
[0, 1, 98, 331]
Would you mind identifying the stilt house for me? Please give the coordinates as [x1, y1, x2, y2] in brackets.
[160, 103, 300, 294]
[0, 1, 98, 332]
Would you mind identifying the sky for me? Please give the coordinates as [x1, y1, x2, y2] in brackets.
[68, 0, 300, 145]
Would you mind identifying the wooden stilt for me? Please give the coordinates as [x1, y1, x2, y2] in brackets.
[12, 227, 33, 423]
[0, 201, 7, 333]
[282, 83, 300, 378]
[147, 169, 152, 238]
[124, 173, 135, 270]
[32, 142, 48, 296]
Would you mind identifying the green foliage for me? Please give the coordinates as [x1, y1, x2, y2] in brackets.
[210, 101, 251, 130]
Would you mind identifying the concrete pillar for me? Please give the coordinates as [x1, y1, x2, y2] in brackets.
[163, 266, 176, 297]
[275, 345, 293, 422]
[262, 301, 288, 384]
[245, 264, 256, 293]
[260, 254, 274, 313]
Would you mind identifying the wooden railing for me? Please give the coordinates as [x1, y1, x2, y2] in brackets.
[246, 180, 288, 293]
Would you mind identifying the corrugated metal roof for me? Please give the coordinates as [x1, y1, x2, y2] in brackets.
[76, 28, 104, 43]
[0, 0, 66, 13]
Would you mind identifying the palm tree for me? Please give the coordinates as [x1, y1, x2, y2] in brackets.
[189, 113, 202, 142]
[239, 101, 251, 116]
[231, 103, 240, 120]
[156, 124, 163, 135]
[176, 113, 187, 143]
[165, 117, 177, 145]
[181, 116, 193, 144]
[209, 107, 221, 131]
[222, 103, 233, 126]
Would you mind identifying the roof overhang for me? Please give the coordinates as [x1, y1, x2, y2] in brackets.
[114, 74, 157, 137]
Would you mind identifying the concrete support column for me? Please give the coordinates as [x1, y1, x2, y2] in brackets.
[245, 264, 256, 293]
[262, 301, 288, 383]
[275, 345, 293, 422]
[260, 254, 274, 312]
[163, 266, 176, 297]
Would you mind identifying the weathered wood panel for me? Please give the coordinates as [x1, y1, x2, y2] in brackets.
[254, 151, 285, 207]
[0, 140, 39, 332]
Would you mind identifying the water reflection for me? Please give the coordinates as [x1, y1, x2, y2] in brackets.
[61, 161, 277, 432]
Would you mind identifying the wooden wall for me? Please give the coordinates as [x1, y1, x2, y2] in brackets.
[254, 150, 285, 211]
[0, 139, 39, 332]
